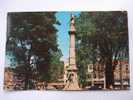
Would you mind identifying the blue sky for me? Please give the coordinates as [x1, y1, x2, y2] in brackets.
[55, 12, 80, 61]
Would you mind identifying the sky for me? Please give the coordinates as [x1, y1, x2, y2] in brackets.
[55, 12, 80, 62]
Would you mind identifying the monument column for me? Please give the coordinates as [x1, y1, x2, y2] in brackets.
[64, 14, 80, 90]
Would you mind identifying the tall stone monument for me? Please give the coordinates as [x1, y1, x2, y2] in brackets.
[64, 14, 80, 90]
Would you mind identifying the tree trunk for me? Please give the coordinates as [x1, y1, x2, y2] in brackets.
[24, 70, 28, 90]
[105, 55, 114, 89]
[24, 64, 31, 90]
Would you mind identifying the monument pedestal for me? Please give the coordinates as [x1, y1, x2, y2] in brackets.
[64, 68, 80, 90]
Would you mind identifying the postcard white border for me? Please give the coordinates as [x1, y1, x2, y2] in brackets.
[0, 0, 133, 100]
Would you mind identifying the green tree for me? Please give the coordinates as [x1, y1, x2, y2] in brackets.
[49, 49, 64, 82]
[6, 12, 62, 89]
[75, 11, 128, 89]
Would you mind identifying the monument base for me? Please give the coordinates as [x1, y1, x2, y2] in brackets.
[63, 71, 81, 90]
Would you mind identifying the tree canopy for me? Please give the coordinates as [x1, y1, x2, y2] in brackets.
[6, 12, 63, 89]
[75, 11, 128, 88]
